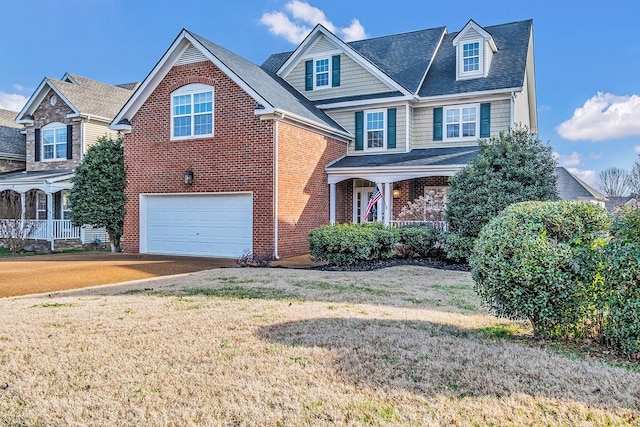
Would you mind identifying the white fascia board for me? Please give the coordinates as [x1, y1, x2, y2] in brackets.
[111, 123, 132, 132]
[260, 108, 352, 141]
[61, 73, 79, 85]
[276, 25, 410, 96]
[0, 152, 26, 160]
[315, 95, 414, 110]
[415, 28, 447, 96]
[417, 87, 521, 104]
[452, 19, 493, 46]
[67, 113, 112, 123]
[15, 78, 79, 122]
[325, 164, 466, 184]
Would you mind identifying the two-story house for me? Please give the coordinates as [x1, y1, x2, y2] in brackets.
[111, 19, 537, 259]
[0, 74, 138, 250]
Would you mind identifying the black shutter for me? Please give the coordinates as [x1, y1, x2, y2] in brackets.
[387, 108, 396, 149]
[66, 124, 73, 159]
[480, 103, 491, 138]
[354, 111, 363, 151]
[305, 60, 313, 91]
[433, 107, 443, 141]
[34, 128, 41, 161]
[331, 55, 340, 87]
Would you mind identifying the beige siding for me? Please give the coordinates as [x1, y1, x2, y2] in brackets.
[459, 28, 482, 42]
[407, 105, 414, 151]
[308, 35, 335, 55]
[412, 100, 511, 149]
[327, 106, 406, 155]
[84, 122, 117, 153]
[284, 53, 393, 101]
[514, 72, 530, 128]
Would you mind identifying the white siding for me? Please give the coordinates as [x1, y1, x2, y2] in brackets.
[285, 53, 393, 101]
[327, 106, 406, 155]
[514, 72, 531, 128]
[308, 35, 336, 55]
[176, 44, 207, 65]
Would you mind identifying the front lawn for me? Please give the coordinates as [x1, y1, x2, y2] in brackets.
[0, 266, 638, 425]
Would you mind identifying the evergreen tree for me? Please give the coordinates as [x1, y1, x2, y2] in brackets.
[444, 127, 558, 261]
[68, 136, 125, 252]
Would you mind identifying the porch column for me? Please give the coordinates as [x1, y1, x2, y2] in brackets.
[47, 192, 54, 252]
[376, 182, 383, 222]
[384, 182, 391, 226]
[20, 192, 25, 222]
[329, 183, 336, 225]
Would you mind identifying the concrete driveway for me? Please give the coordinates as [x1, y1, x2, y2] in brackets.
[0, 252, 237, 298]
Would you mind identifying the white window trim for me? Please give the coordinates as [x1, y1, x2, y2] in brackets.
[61, 190, 71, 220]
[364, 109, 387, 151]
[443, 103, 480, 142]
[458, 39, 484, 80]
[41, 122, 67, 161]
[170, 83, 214, 141]
[313, 57, 332, 90]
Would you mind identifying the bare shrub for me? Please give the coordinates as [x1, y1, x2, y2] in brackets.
[0, 191, 39, 253]
[397, 189, 447, 222]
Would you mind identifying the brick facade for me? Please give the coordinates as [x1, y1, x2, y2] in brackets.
[26, 89, 81, 171]
[276, 122, 346, 257]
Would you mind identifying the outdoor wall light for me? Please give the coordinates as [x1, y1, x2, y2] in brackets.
[184, 169, 194, 185]
[393, 184, 401, 199]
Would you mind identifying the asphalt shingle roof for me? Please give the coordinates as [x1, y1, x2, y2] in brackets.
[555, 166, 606, 202]
[0, 109, 25, 156]
[0, 169, 72, 183]
[48, 74, 138, 119]
[327, 146, 479, 169]
[419, 20, 532, 97]
[188, 31, 346, 133]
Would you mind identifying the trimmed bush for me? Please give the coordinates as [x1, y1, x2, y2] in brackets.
[308, 222, 400, 266]
[603, 207, 640, 356]
[471, 201, 610, 338]
[442, 233, 475, 263]
[398, 225, 441, 258]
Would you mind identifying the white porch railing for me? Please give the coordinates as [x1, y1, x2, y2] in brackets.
[391, 220, 449, 232]
[17, 220, 81, 241]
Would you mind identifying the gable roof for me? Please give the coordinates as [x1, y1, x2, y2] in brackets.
[112, 29, 348, 138]
[555, 167, 606, 203]
[262, 25, 446, 95]
[16, 74, 139, 123]
[0, 109, 25, 157]
[419, 20, 532, 97]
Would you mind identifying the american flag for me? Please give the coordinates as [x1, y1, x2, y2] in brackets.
[364, 185, 382, 221]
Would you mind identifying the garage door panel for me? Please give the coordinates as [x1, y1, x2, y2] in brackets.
[143, 194, 253, 257]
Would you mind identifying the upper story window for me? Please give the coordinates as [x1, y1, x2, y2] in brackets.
[315, 58, 330, 88]
[445, 104, 478, 140]
[171, 84, 214, 140]
[41, 122, 67, 160]
[462, 42, 480, 72]
[305, 55, 340, 91]
[366, 110, 386, 150]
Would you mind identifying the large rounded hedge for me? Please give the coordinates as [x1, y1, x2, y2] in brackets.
[470, 201, 610, 337]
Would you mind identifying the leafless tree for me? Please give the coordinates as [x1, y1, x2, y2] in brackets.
[597, 167, 631, 198]
[0, 191, 39, 253]
[628, 156, 640, 199]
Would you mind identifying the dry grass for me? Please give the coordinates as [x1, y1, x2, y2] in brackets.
[0, 266, 638, 426]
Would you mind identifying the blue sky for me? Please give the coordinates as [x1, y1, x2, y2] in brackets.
[1, 0, 639, 187]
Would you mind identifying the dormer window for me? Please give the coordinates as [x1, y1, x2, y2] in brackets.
[463, 42, 480, 73]
[315, 58, 330, 88]
[304, 55, 341, 91]
[453, 20, 498, 81]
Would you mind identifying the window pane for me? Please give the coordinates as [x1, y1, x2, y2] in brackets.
[194, 92, 212, 113]
[315, 59, 329, 73]
[462, 123, 476, 137]
[194, 113, 212, 135]
[56, 143, 67, 158]
[316, 73, 329, 87]
[367, 130, 384, 148]
[174, 116, 191, 137]
[463, 42, 479, 57]
[462, 107, 476, 121]
[55, 128, 67, 142]
[43, 145, 54, 159]
[43, 129, 54, 144]
[173, 94, 191, 116]
[446, 124, 459, 138]
[464, 57, 479, 72]
[367, 112, 384, 130]
[446, 109, 460, 123]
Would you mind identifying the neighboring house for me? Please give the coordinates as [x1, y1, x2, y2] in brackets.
[605, 196, 634, 212]
[0, 109, 26, 173]
[0, 73, 138, 250]
[555, 166, 607, 207]
[111, 19, 537, 259]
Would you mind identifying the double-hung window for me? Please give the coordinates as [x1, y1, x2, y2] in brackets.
[365, 110, 386, 150]
[462, 42, 480, 73]
[444, 105, 478, 140]
[314, 58, 330, 89]
[171, 84, 214, 139]
[41, 123, 67, 160]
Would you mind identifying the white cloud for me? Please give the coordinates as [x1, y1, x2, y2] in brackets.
[260, 1, 367, 44]
[557, 92, 640, 141]
[538, 104, 552, 112]
[0, 92, 27, 112]
[567, 168, 597, 186]
[554, 151, 582, 167]
[635, 145, 640, 155]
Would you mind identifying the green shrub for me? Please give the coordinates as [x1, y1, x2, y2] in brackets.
[308, 222, 400, 266]
[471, 201, 610, 338]
[398, 225, 441, 258]
[442, 232, 475, 263]
[603, 207, 640, 356]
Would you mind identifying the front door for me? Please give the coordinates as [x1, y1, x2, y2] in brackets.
[354, 187, 376, 223]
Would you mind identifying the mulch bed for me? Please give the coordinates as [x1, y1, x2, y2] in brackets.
[312, 257, 471, 272]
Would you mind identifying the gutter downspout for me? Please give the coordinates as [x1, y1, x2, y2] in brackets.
[273, 111, 285, 260]
[510, 91, 516, 129]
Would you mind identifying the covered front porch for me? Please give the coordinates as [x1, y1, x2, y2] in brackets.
[325, 146, 479, 228]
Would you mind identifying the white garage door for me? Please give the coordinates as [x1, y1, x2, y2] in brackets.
[142, 193, 252, 257]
